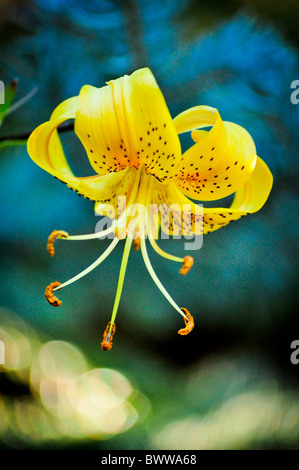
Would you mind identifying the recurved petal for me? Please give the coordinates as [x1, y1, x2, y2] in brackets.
[173, 106, 257, 201]
[152, 156, 272, 236]
[28, 96, 135, 204]
[27, 96, 79, 186]
[202, 156, 273, 233]
[173, 105, 219, 133]
[75, 68, 181, 182]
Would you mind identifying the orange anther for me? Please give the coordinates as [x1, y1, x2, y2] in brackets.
[178, 308, 194, 335]
[45, 281, 62, 307]
[47, 230, 68, 256]
[179, 256, 194, 276]
[101, 322, 116, 351]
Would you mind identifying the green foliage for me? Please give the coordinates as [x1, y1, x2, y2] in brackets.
[0, 139, 26, 149]
[0, 79, 18, 127]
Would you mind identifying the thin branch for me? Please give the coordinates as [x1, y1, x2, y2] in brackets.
[6, 86, 39, 116]
[0, 121, 74, 144]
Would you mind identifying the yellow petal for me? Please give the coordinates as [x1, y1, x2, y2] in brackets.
[75, 68, 181, 182]
[92, 167, 138, 219]
[202, 156, 273, 233]
[27, 96, 79, 186]
[28, 96, 135, 203]
[151, 180, 203, 237]
[230, 156, 273, 213]
[173, 106, 257, 201]
[174, 105, 219, 133]
[74, 83, 129, 176]
[152, 156, 272, 236]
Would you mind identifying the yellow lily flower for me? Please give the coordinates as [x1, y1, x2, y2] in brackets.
[27, 68, 273, 351]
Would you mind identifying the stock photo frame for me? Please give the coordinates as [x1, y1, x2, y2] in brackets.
[0, 0, 299, 456]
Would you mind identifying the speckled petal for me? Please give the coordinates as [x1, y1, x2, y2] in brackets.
[75, 68, 181, 183]
[151, 180, 203, 237]
[173, 106, 257, 201]
[28, 96, 136, 204]
[199, 156, 272, 234]
[92, 167, 138, 219]
[153, 156, 272, 236]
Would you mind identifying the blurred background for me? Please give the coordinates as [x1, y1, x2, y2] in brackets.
[0, 0, 298, 450]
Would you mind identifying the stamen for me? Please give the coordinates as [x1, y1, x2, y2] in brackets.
[64, 169, 142, 242]
[66, 224, 115, 241]
[145, 178, 184, 265]
[148, 235, 184, 263]
[114, 223, 127, 240]
[179, 256, 194, 276]
[140, 237, 187, 320]
[101, 321, 116, 351]
[53, 236, 119, 291]
[47, 230, 68, 256]
[45, 281, 62, 307]
[178, 308, 194, 335]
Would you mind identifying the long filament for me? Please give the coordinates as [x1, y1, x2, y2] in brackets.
[145, 177, 184, 264]
[140, 236, 187, 320]
[66, 224, 116, 241]
[148, 236, 184, 263]
[62, 169, 142, 241]
[54, 236, 119, 291]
